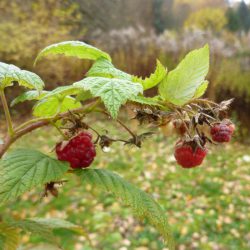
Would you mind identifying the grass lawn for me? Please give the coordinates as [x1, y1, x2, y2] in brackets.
[0, 124, 250, 250]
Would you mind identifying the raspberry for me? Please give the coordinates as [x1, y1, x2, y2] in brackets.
[174, 142, 207, 168]
[210, 123, 234, 143]
[56, 132, 96, 169]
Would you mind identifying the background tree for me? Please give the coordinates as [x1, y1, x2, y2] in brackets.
[0, 0, 84, 86]
[174, 0, 227, 11]
[225, 1, 250, 33]
[153, 0, 166, 33]
[76, 0, 154, 34]
[184, 8, 227, 32]
[226, 7, 241, 32]
[237, 1, 250, 32]
[0, 0, 83, 65]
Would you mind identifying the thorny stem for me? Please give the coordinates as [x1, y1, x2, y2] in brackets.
[189, 103, 204, 110]
[88, 125, 101, 137]
[181, 107, 196, 116]
[15, 116, 56, 132]
[189, 103, 217, 121]
[0, 98, 99, 158]
[97, 109, 137, 140]
[0, 90, 14, 136]
[86, 99, 101, 113]
[191, 98, 220, 107]
[15, 99, 101, 132]
[116, 119, 137, 140]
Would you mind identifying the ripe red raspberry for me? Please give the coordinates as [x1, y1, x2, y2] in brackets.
[56, 132, 96, 169]
[174, 142, 207, 168]
[210, 123, 234, 143]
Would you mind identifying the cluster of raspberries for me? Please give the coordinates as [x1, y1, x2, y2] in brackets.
[55, 122, 235, 170]
[174, 122, 235, 169]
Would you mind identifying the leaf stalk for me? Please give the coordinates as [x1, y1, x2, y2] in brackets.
[0, 90, 14, 136]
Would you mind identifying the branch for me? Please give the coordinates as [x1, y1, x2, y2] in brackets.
[0, 98, 99, 158]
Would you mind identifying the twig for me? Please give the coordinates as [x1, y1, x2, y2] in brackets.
[96, 110, 137, 141]
[191, 98, 220, 107]
[175, 109, 192, 138]
[0, 98, 99, 158]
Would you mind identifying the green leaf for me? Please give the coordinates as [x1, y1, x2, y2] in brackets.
[159, 45, 209, 105]
[130, 95, 163, 107]
[76, 169, 175, 250]
[193, 80, 209, 99]
[133, 60, 167, 90]
[41, 85, 82, 99]
[10, 218, 84, 243]
[86, 58, 132, 80]
[74, 77, 143, 118]
[26, 218, 83, 232]
[0, 149, 69, 204]
[11, 220, 55, 243]
[0, 62, 44, 91]
[0, 222, 20, 250]
[75, 90, 92, 103]
[33, 96, 81, 117]
[11, 90, 48, 107]
[35, 41, 111, 64]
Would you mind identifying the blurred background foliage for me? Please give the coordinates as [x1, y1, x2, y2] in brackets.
[0, 0, 85, 85]
[184, 8, 227, 32]
[1, 0, 250, 139]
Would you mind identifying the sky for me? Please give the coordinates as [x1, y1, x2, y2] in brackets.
[230, 0, 250, 3]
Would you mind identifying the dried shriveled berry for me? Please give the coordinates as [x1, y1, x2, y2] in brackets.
[56, 132, 96, 169]
[173, 120, 189, 136]
[160, 122, 175, 137]
[174, 142, 207, 168]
